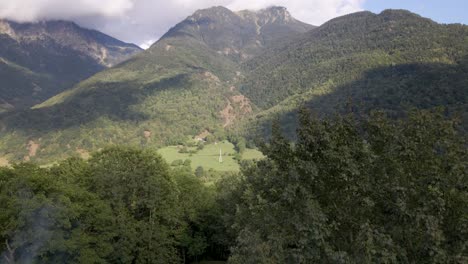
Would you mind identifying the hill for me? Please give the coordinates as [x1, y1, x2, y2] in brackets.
[238, 9, 468, 136]
[0, 19, 142, 112]
[1, 8, 467, 164]
[0, 6, 312, 163]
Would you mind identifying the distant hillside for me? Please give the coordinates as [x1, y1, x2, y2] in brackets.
[238, 9, 468, 136]
[0, 6, 312, 163]
[0, 19, 142, 112]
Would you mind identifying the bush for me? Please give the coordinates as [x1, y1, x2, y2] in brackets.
[171, 159, 183, 166]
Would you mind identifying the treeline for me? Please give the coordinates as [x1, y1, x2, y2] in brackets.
[226, 109, 467, 263]
[1, 109, 467, 263]
[0, 148, 229, 263]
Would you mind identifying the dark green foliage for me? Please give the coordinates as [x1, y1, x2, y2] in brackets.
[206, 135, 217, 144]
[172, 159, 184, 166]
[0, 111, 466, 263]
[0, 162, 114, 263]
[197, 143, 205, 151]
[227, 110, 467, 263]
[195, 166, 205, 177]
[87, 147, 181, 263]
[0, 147, 224, 263]
[228, 135, 247, 154]
[179, 147, 189, 154]
[183, 159, 192, 167]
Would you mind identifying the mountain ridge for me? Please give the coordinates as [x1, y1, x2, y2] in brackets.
[160, 6, 314, 61]
[0, 19, 141, 67]
[0, 6, 311, 163]
[237, 8, 468, 137]
[0, 19, 142, 112]
[0, 7, 467, 163]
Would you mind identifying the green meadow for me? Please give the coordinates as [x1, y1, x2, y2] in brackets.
[158, 141, 264, 172]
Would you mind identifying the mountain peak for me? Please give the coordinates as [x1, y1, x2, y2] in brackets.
[161, 5, 313, 60]
[190, 6, 235, 21]
[378, 9, 433, 23]
[236, 6, 293, 23]
[260, 6, 289, 15]
[194, 6, 231, 14]
[257, 6, 293, 22]
[379, 9, 421, 18]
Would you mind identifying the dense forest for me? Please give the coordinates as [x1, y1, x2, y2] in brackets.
[1, 109, 466, 263]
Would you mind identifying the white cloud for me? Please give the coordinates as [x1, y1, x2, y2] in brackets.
[140, 39, 156, 49]
[0, 0, 134, 21]
[0, 0, 366, 45]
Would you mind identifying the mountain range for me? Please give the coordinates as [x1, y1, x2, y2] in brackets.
[0, 19, 141, 112]
[0, 6, 466, 163]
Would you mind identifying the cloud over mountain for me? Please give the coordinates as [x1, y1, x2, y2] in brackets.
[0, 0, 365, 47]
[0, 0, 134, 21]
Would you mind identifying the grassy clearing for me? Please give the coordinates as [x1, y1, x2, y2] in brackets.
[158, 141, 264, 172]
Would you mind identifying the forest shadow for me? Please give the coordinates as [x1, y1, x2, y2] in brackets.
[0, 73, 191, 136]
[256, 58, 468, 139]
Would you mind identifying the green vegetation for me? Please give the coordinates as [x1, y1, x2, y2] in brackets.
[159, 141, 239, 172]
[239, 9, 468, 137]
[0, 147, 228, 263]
[1, 110, 465, 263]
[0, 6, 312, 164]
[158, 141, 264, 172]
[1, 9, 467, 164]
[227, 109, 467, 263]
[0, 7, 467, 263]
[240, 148, 264, 160]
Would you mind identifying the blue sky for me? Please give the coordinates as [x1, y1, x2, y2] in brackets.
[364, 0, 467, 25]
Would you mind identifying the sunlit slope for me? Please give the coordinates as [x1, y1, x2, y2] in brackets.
[0, 6, 312, 163]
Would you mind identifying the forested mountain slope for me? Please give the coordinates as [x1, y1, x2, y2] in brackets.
[0, 19, 141, 112]
[239, 10, 468, 136]
[1, 8, 467, 163]
[0, 6, 312, 163]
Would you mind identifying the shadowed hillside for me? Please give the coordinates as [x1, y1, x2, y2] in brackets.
[240, 59, 468, 139]
[234, 9, 468, 138]
[241, 9, 468, 109]
[0, 19, 142, 112]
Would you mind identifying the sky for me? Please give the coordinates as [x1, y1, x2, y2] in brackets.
[364, 0, 468, 26]
[0, 0, 466, 48]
